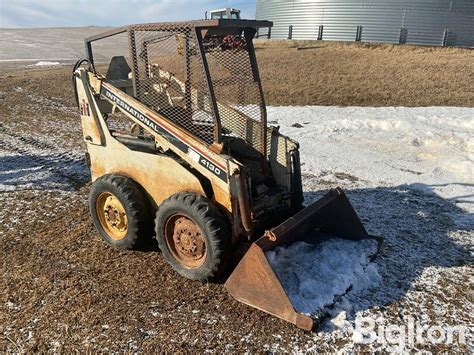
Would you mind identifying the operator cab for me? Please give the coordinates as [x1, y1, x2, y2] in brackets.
[208, 8, 241, 20]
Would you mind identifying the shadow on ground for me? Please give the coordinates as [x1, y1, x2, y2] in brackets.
[0, 153, 89, 191]
[301, 183, 472, 329]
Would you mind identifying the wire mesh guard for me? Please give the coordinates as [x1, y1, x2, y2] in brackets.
[91, 32, 130, 75]
[205, 32, 266, 156]
[128, 23, 266, 155]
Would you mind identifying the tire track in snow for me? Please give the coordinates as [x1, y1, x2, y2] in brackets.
[0, 124, 89, 191]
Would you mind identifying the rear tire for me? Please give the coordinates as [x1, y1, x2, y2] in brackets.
[90, 174, 151, 249]
[155, 192, 230, 282]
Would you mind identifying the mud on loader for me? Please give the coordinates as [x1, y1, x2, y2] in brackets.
[73, 19, 379, 330]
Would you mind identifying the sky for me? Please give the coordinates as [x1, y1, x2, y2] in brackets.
[0, 0, 256, 28]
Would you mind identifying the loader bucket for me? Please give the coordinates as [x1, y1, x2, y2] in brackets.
[225, 187, 382, 330]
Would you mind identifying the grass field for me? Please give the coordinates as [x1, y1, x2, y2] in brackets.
[255, 40, 474, 107]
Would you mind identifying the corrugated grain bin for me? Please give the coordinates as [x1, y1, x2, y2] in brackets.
[256, 0, 474, 47]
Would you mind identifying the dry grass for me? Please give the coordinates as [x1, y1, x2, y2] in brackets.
[255, 40, 474, 107]
[2, 40, 472, 107]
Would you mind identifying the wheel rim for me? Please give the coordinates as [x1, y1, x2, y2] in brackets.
[96, 192, 128, 240]
[164, 214, 207, 269]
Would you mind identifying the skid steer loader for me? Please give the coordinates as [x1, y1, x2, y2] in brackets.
[73, 19, 380, 330]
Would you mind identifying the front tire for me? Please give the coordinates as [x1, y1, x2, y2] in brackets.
[155, 192, 230, 282]
[90, 174, 151, 249]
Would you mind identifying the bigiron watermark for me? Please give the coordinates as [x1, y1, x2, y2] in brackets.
[351, 316, 470, 350]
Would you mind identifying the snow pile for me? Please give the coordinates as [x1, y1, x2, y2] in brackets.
[33, 61, 60, 66]
[266, 238, 381, 316]
[269, 106, 474, 210]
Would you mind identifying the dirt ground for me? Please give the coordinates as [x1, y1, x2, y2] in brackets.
[1, 41, 473, 352]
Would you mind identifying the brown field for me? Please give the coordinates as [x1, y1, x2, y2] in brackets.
[1, 40, 473, 108]
[254, 40, 474, 107]
[1, 40, 473, 352]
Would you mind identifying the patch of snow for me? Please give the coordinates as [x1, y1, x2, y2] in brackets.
[32, 61, 60, 66]
[269, 106, 474, 211]
[240, 332, 253, 342]
[143, 329, 156, 337]
[6, 300, 21, 311]
[0, 128, 89, 192]
[266, 238, 381, 315]
[0, 58, 70, 62]
[258, 105, 472, 351]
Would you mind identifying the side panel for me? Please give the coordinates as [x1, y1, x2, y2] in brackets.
[267, 127, 298, 189]
[75, 68, 233, 212]
[87, 138, 206, 207]
[76, 72, 104, 146]
[99, 82, 230, 184]
[97, 81, 234, 211]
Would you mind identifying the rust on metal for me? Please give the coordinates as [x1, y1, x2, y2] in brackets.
[264, 230, 277, 242]
[225, 243, 313, 330]
[257, 188, 369, 250]
[225, 188, 377, 331]
[77, 70, 105, 146]
[87, 137, 207, 208]
[165, 214, 207, 268]
[234, 170, 253, 233]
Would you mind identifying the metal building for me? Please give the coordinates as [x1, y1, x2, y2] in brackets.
[255, 0, 474, 47]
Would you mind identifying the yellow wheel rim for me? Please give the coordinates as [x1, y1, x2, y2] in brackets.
[96, 192, 128, 240]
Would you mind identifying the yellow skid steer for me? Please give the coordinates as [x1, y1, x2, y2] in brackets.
[73, 19, 381, 330]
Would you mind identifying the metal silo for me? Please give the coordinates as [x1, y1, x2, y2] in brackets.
[255, 0, 474, 47]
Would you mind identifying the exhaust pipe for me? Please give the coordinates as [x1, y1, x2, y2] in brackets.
[235, 169, 253, 233]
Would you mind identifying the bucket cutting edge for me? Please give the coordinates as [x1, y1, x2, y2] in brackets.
[224, 187, 383, 330]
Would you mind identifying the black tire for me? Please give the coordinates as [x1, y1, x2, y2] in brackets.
[90, 174, 151, 250]
[155, 192, 230, 282]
